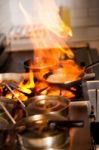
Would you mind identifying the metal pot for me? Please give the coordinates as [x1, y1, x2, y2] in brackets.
[25, 95, 70, 118]
[10, 113, 70, 149]
[17, 127, 69, 150]
[13, 113, 84, 132]
[16, 114, 83, 150]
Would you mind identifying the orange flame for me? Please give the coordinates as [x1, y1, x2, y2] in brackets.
[5, 67, 35, 101]
[5, 89, 28, 101]
[17, 0, 85, 100]
[19, 0, 73, 59]
[18, 66, 35, 94]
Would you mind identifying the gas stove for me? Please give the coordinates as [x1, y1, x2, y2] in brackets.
[0, 43, 98, 150]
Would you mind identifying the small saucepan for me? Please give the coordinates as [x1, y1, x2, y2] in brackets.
[11, 106, 84, 149]
[16, 115, 84, 150]
[13, 113, 84, 135]
[13, 95, 84, 133]
[25, 95, 70, 118]
[43, 61, 99, 89]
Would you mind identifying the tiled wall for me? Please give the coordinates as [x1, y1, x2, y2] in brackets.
[0, 0, 99, 44]
[57, 0, 99, 51]
[9, 0, 33, 26]
[9, 0, 99, 27]
[57, 0, 99, 27]
[0, 0, 11, 34]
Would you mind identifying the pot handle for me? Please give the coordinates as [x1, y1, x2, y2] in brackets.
[85, 60, 99, 71]
[82, 73, 95, 81]
[48, 120, 84, 128]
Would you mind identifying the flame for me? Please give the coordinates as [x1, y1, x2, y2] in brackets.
[55, 44, 74, 59]
[59, 59, 84, 81]
[17, 0, 84, 100]
[5, 90, 28, 101]
[19, 0, 73, 58]
[61, 89, 75, 99]
[4, 66, 35, 101]
[18, 66, 35, 94]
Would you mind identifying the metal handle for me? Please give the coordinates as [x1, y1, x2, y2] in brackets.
[0, 101, 16, 124]
[85, 61, 99, 71]
[2, 82, 28, 117]
[48, 120, 84, 128]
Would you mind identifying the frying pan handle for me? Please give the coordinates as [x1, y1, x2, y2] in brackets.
[48, 120, 84, 128]
[85, 60, 99, 71]
[82, 73, 95, 81]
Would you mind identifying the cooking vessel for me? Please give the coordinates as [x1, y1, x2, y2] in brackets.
[14, 114, 84, 131]
[17, 127, 69, 150]
[43, 61, 99, 89]
[24, 57, 57, 71]
[14, 113, 83, 150]
[25, 95, 70, 117]
[24, 58, 58, 80]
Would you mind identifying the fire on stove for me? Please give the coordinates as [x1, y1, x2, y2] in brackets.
[0, 57, 84, 101]
[0, 0, 97, 149]
[0, 46, 87, 149]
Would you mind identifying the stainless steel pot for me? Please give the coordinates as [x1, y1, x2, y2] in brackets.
[25, 95, 70, 118]
[13, 105, 83, 149]
[17, 127, 69, 149]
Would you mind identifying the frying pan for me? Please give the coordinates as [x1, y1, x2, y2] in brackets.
[43, 61, 99, 89]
